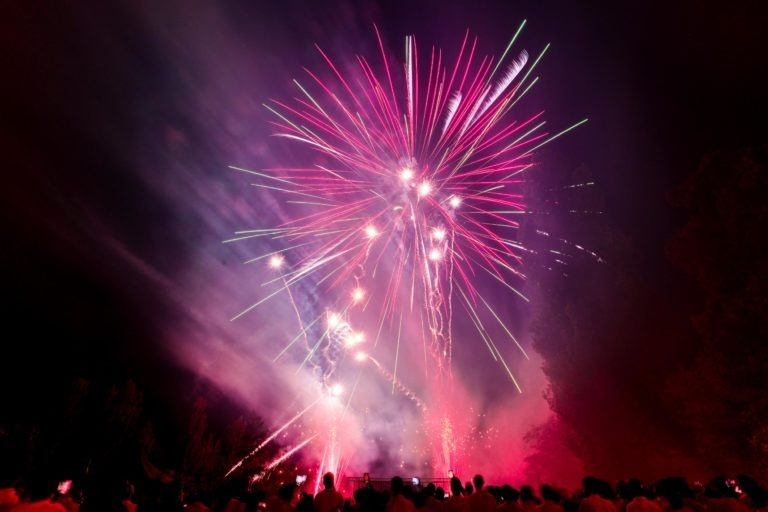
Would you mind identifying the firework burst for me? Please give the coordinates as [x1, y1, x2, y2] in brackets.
[227, 20, 586, 476]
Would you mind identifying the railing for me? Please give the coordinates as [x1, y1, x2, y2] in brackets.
[345, 476, 453, 492]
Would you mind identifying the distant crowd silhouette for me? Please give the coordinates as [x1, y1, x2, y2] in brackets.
[1, 470, 766, 512]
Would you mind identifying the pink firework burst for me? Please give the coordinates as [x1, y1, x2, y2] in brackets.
[227, 20, 586, 476]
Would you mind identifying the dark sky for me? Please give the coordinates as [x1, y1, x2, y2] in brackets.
[2, 0, 767, 480]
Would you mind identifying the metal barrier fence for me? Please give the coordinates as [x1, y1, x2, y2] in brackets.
[345, 476, 453, 493]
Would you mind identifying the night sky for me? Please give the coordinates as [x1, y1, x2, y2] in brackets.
[2, 1, 767, 485]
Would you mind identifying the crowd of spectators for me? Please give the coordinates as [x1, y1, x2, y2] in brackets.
[1, 470, 765, 512]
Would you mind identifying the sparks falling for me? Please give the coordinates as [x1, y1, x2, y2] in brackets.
[228, 20, 587, 476]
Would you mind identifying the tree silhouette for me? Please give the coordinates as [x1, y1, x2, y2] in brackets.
[665, 146, 768, 477]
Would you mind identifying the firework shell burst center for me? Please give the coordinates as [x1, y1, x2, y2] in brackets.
[227, 20, 587, 480]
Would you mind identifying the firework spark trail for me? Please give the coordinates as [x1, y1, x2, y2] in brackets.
[262, 252, 314, 359]
[273, 312, 324, 363]
[224, 397, 321, 478]
[317, 423, 339, 493]
[364, 354, 427, 411]
[251, 433, 321, 483]
[267, 433, 319, 469]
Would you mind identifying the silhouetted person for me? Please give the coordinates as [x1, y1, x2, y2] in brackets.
[467, 475, 495, 512]
[295, 492, 315, 512]
[498, 486, 521, 512]
[422, 483, 442, 512]
[578, 477, 616, 512]
[315, 473, 344, 512]
[50, 481, 79, 512]
[538, 485, 564, 512]
[735, 475, 767, 510]
[653, 477, 697, 512]
[267, 483, 296, 512]
[118, 481, 137, 512]
[224, 493, 247, 512]
[11, 471, 67, 512]
[622, 480, 660, 512]
[521, 486, 541, 512]
[184, 491, 212, 512]
[704, 478, 750, 512]
[443, 478, 468, 512]
[386, 477, 415, 512]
